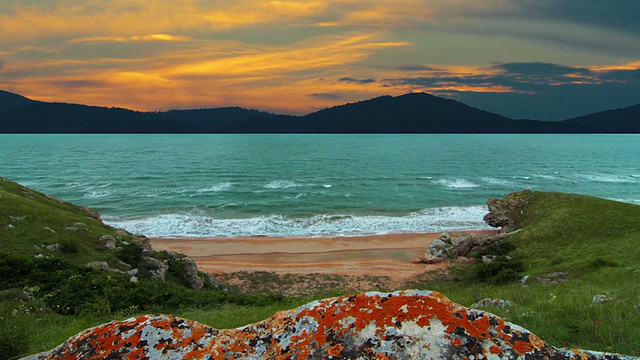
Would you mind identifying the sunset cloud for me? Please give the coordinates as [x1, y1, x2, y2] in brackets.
[0, 1, 639, 119]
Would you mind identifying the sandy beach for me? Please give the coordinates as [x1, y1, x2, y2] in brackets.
[150, 230, 498, 294]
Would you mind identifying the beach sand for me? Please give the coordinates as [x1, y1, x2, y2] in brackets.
[150, 230, 498, 296]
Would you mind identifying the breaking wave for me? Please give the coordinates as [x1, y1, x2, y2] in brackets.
[103, 205, 492, 238]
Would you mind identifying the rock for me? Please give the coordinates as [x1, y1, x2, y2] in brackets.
[483, 192, 529, 230]
[450, 235, 473, 256]
[133, 234, 152, 251]
[199, 272, 229, 292]
[100, 235, 117, 251]
[24, 290, 636, 360]
[44, 243, 62, 252]
[64, 226, 78, 231]
[34, 254, 45, 259]
[592, 295, 613, 305]
[86, 261, 124, 274]
[129, 276, 138, 283]
[482, 255, 495, 264]
[537, 271, 569, 284]
[145, 257, 169, 281]
[86, 261, 112, 272]
[520, 275, 530, 286]
[5, 224, 15, 230]
[43, 227, 56, 233]
[418, 230, 522, 265]
[127, 268, 138, 276]
[173, 256, 204, 290]
[81, 206, 102, 221]
[471, 298, 516, 308]
[9, 215, 27, 221]
[73, 222, 88, 228]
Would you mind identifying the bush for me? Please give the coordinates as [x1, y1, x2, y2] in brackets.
[58, 239, 80, 254]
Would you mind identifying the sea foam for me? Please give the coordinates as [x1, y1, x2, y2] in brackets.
[436, 178, 479, 189]
[103, 205, 491, 238]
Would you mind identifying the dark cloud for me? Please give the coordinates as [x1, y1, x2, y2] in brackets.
[383, 62, 640, 120]
[307, 92, 345, 100]
[511, 0, 640, 36]
[338, 77, 376, 84]
[491, 62, 592, 77]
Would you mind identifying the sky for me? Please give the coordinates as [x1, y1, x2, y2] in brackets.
[1, 0, 639, 120]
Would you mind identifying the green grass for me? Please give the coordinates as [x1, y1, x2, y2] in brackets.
[407, 191, 640, 355]
[2, 182, 640, 358]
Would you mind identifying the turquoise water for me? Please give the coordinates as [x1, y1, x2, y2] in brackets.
[1, 134, 638, 237]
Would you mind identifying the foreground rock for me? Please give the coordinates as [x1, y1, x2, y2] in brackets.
[24, 290, 636, 360]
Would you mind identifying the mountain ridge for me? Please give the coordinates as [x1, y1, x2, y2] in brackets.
[0, 90, 638, 133]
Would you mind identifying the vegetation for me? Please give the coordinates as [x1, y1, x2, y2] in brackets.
[410, 191, 640, 356]
[1, 180, 639, 358]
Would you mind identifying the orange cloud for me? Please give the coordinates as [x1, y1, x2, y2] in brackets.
[68, 34, 190, 44]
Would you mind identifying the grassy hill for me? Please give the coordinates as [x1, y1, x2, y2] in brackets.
[1, 180, 639, 357]
[415, 191, 640, 355]
[0, 178, 286, 358]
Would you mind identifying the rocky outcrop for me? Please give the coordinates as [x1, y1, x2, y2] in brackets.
[24, 290, 636, 360]
[170, 253, 204, 290]
[416, 230, 521, 264]
[483, 191, 530, 231]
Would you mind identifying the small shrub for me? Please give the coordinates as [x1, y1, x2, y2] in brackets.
[58, 238, 79, 254]
[587, 258, 620, 269]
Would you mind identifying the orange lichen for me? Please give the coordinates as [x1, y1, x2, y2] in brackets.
[24, 291, 634, 360]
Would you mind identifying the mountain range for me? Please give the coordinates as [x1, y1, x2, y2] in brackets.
[0, 90, 638, 133]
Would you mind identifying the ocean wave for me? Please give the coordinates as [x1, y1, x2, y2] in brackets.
[84, 191, 112, 198]
[264, 180, 304, 189]
[577, 173, 636, 183]
[481, 177, 516, 186]
[607, 198, 640, 205]
[196, 182, 234, 193]
[436, 178, 479, 189]
[103, 205, 491, 238]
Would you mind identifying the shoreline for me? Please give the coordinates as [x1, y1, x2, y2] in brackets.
[150, 229, 498, 279]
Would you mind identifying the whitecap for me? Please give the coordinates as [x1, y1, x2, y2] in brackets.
[578, 174, 635, 183]
[196, 182, 234, 193]
[264, 180, 303, 189]
[323, 184, 332, 188]
[481, 177, 515, 186]
[436, 178, 479, 189]
[84, 191, 111, 198]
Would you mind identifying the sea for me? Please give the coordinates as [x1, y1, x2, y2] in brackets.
[1, 134, 638, 238]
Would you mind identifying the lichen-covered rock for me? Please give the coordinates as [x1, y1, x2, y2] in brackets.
[23, 290, 637, 360]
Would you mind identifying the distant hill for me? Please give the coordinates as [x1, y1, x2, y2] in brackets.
[0, 90, 38, 113]
[0, 90, 638, 133]
[560, 104, 640, 133]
